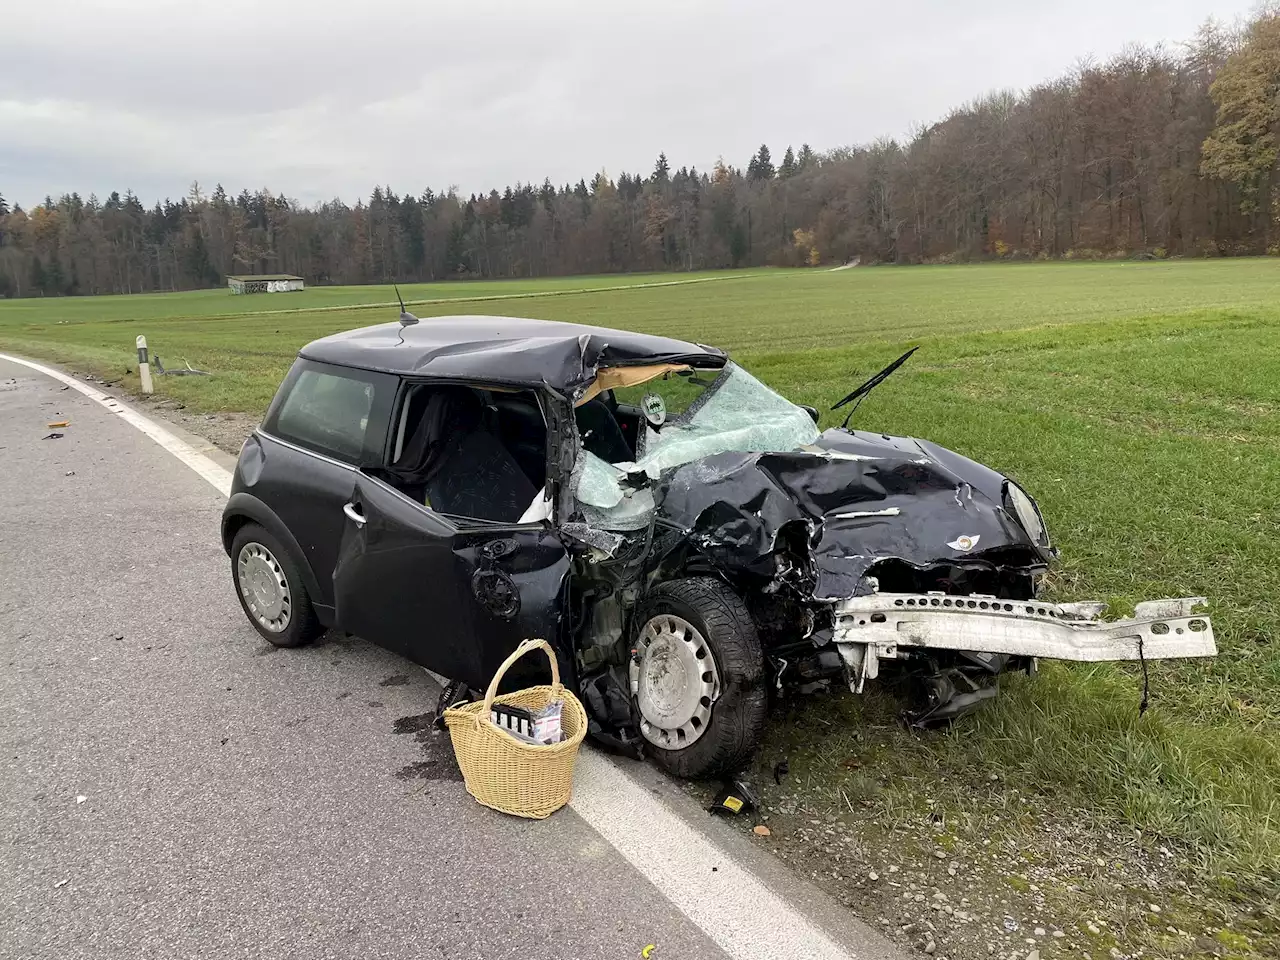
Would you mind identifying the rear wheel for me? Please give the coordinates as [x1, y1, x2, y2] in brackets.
[630, 577, 766, 778]
[231, 523, 323, 648]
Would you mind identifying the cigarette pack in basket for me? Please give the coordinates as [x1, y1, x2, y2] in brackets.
[443, 639, 588, 819]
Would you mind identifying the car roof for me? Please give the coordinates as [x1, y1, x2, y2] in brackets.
[298, 315, 727, 394]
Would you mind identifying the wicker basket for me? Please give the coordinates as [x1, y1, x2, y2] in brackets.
[443, 639, 588, 819]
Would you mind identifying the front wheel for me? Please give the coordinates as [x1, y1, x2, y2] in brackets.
[630, 577, 766, 778]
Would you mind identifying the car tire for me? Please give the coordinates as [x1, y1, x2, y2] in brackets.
[230, 522, 324, 648]
[633, 577, 766, 779]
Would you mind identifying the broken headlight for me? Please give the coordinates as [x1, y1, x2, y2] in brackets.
[1004, 479, 1051, 554]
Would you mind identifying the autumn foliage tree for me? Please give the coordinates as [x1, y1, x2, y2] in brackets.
[1201, 12, 1280, 248]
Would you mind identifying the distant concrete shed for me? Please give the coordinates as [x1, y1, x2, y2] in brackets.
[227, 274, 305, 294]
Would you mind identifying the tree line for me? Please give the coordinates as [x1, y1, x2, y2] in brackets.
[1, 12, 1277, 298]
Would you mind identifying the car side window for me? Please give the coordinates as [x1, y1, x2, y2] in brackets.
[266, 359, 395, 464]
[377, 383, 548, 524]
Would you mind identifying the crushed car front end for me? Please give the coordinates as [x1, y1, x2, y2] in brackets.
[560, 356, 1216, 775]
[649, 422, 1213, 719]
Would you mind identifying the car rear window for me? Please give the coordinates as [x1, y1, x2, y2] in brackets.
[266, 360, 395, 463]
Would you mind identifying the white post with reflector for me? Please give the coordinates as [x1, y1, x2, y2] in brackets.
[136, 335, 154, 394]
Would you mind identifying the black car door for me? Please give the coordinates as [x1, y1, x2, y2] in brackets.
[246, 432, 357, 611]
[331, 477, 571, 690]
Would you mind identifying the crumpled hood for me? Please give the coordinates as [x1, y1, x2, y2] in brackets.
[657, 429, 1042, 600]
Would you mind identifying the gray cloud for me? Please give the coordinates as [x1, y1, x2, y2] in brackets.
[1, 0, 1257, 207]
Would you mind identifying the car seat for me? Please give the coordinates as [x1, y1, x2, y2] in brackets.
[575, 397, 633, 464]
[424, 426, 537, 523]
[488, 393, 548, 489]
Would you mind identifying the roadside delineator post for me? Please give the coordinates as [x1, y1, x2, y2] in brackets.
[136, 335, 154, 395]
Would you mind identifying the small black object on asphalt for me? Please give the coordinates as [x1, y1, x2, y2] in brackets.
[708, 778, 758, 816]
[41, 432, 64, 440]
[434, 678, 471, 730]
[773, 760, 789, 785]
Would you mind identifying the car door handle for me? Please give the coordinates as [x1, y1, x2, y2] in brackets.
[343, 502, 367, 526]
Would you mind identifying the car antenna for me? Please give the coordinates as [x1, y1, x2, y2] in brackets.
[831, 346, 919, 429]
[394, 283, 418, 344]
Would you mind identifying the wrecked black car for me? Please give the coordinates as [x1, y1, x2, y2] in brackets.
[222, 313, 1216, 777]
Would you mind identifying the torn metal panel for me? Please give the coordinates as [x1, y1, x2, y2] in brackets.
[833, 593, 1216, 662]
[657, 428, 1041, 600]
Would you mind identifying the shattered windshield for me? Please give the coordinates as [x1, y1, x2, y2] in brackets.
[575, 362, 820, 530]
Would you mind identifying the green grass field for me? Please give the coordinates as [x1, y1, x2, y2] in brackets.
[3, 259, 1278, 914]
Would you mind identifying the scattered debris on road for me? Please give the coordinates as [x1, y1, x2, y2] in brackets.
[48, 420, 70, 428]
[42, 432, 64, 440]
[708, 778, 758, 816]
[753, 824, 771, 837]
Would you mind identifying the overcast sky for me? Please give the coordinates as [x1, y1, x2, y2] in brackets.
[0, 0, 1259, 209]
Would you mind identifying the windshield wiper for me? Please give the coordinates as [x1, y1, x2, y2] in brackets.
[831, 346, 919, 429]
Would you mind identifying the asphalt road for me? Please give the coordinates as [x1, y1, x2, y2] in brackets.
[0, 356, 901, 960]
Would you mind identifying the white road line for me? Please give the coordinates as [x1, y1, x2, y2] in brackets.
[573, 751, 854, 959]
[5, 351, 865, 960]
[0, 353, 232, 496]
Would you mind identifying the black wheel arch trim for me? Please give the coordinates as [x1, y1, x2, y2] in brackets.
[222, 493, 326, 608]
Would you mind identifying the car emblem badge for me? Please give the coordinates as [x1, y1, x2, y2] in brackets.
[642, 391, 666, 426]
[947, 534, 980, 551]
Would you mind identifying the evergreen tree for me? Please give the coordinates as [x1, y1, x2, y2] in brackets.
[652, 152, 670, 185]
[747, 144, 774, 181]
[779, 146, 796, 179]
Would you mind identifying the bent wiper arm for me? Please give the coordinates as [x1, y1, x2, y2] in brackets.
[831, 347, 919, 411]
[831, 346, 918, 428]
